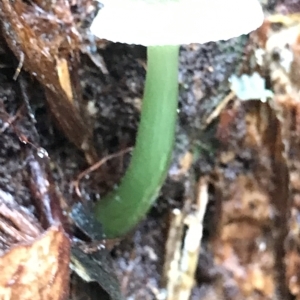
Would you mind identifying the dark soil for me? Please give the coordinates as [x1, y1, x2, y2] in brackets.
[0, 32, 244, 299]
[1, 0, 298, 299]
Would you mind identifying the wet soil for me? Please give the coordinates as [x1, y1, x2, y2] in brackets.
[0, 0, 299, 299]
[0, 32, 244, 299]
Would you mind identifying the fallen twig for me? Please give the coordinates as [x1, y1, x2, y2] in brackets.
[73, 147, 133, 197]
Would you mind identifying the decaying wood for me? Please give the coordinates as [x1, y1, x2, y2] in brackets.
[0, 190, 43, 250]
[202, 14, 300, 299]
[0, 0, 97, 164]
[0, 225, 70, 300]
[0, 185, 70, 299]
[27, 154, 70, 232]
[162, 178, 209, 300]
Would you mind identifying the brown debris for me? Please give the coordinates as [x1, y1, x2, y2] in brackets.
[0, 190, 43, 253]
[27, 154, 70, 232]
[162, 177, 209, 300]
[207, 12, 300, 299]
[253, 15, 300, 299]
[221, 175, 272, 225]
[0, 189, 70, 300]
[210, 99, 288, 299]
[0, 225, 70, 300]
[0, 0, 97, 163]
[73, 147, 133, 198]
[0, 203, 41, 243]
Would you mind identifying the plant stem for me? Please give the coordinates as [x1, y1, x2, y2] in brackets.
[95, 45, 180, 238]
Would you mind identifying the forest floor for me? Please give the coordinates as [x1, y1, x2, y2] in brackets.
[1, 0, 300, 299]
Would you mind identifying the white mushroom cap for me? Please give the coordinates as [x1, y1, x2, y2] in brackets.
[90, 0, 264, 46]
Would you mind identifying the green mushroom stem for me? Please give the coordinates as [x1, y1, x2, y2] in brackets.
[95, 45, 180, 238]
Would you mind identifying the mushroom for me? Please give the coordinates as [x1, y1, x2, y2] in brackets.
[90, 0, 264, 238]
